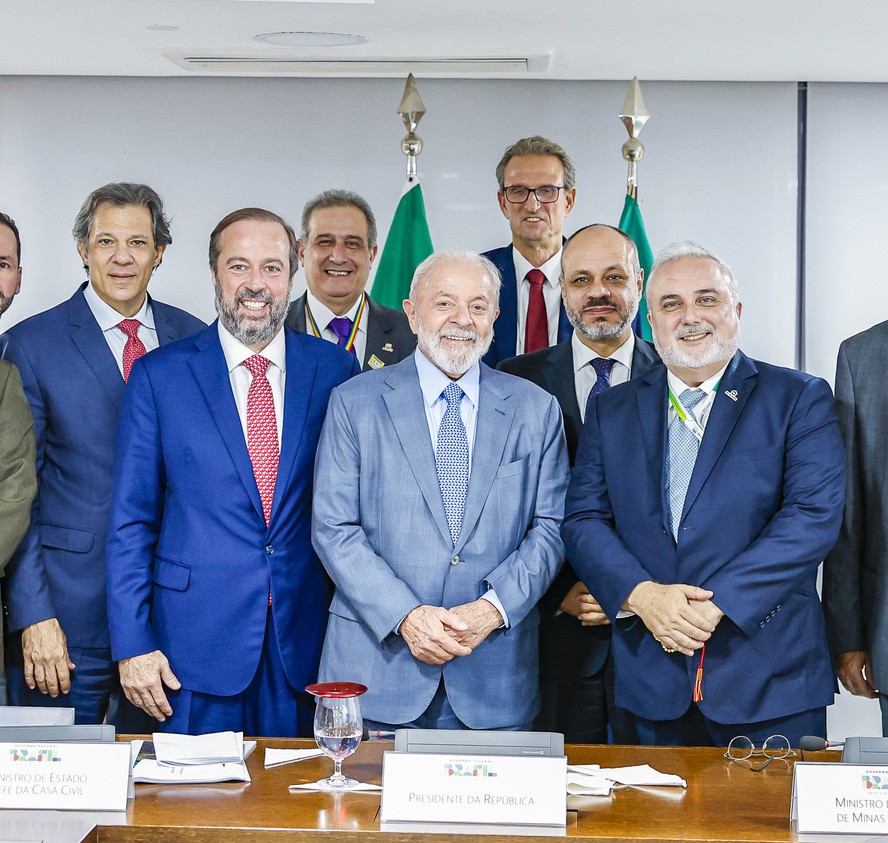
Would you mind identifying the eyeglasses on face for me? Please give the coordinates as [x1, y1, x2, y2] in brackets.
[724, 734, 797, 772]
[501, 185, 564, 204]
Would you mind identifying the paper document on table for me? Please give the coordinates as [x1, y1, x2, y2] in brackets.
[131, 740, 252, 784]
[566, 771, 614, 796]
[153, 730, 244, 765]
[265, 747, 324, 767]
[569, 763, 686, 787]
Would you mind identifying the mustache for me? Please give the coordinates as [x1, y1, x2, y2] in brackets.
[235, 288, 274, 304]
[582, 296, 622, 313]
[437, 327, 479, 342]
[675, 322, 713, 339]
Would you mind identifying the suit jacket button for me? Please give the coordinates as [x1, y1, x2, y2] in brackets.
[760, 621, 766, 628]
[266, 545, 275, 555]
[450, 555, 460, 566]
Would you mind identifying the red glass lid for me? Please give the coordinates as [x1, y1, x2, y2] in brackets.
[305, 682, 368, 698]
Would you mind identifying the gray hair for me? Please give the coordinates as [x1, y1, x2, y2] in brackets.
[495, 136, 576, 191]
[647, 240, 740, 306]
[564, 224, 642, 281]
[408, 249, 502, 309]
[301, 189, 377, 248]
[72, 183, 172, 250]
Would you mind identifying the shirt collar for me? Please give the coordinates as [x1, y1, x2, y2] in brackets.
[83, 282, 155, 332]
[666, 358, 731, 399]
[571, 331, 636, 374]
[217, 320, 287, 375]
[512, 247, 563, 288]
[414, 347, 480, 410]
[305, 289, 364, 331]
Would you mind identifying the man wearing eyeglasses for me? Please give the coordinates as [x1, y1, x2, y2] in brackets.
[481, 136, 576, 367]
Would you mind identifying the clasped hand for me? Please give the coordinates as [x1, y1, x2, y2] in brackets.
[401, 600, 503, 665]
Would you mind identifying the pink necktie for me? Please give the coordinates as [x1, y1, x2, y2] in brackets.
[242, 355, 279, 527]
[525, 269, 548, 354]
[118, 319, 147, 382]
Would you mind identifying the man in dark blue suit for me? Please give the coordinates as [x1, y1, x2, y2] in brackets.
[482, 136, 576, 367]
[1, 183, 204, 725]
[500, 224, 655, 744]
[563, 241, 845, 746]
[106, 208, 359, 735]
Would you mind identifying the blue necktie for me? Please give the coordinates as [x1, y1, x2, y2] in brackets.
[589, 357, 615, 397]
[436, 382, 469, 546]
[666, 388, 706, 540]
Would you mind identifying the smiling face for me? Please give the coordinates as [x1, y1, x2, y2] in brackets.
[299, 205, 377, 316]
[560, 226, 642, 354]
[648, 255, 741, 384]
[497, 154, 575, 262]
[76, 203, 165, 317]
[0, 222, 21, 317]
[403, 259, 499, 379]
[212, 218, 293, 352]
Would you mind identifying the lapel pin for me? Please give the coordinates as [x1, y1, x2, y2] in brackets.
[725, 389, 738, 401]
[382, 343, 393, 352]
[367, 354, 385, 370]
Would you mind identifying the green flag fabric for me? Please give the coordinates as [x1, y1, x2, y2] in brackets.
[618, 194, 654, 342]
[370, 179, 434, 310]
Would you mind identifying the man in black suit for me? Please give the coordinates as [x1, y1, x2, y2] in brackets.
[499, 224, 658, 743]
[285, 190, 415, 371]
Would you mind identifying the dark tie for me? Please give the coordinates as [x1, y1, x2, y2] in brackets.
[436, 382, 469, 546]
[666, 388, 707, 540]
[242, 355, 279, 527]
[524, 269, 548, 354]
[589, 357, 616, 397]
[328, 316, 356, 355]
[117, 319, 147, 382]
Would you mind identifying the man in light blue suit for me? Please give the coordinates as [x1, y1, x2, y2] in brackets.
[563, 241, 845, 746]
[313, 250, 569, 730]
[106, 208, 359, 735]
[1, 184, 204, 726]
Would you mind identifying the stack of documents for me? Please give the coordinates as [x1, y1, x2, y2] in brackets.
[131, 731, 256, 784]
[567, 763, 687, 796]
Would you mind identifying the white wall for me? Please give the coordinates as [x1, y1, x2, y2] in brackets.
[2, 74, 879, 739]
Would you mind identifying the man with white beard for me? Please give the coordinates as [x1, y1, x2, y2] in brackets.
[562, 241, 845, 746]
[312, 249, 569, 730]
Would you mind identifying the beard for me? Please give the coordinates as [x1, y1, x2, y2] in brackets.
[215, 284, 290, 348]
[565, 293, 639, 343]
[654, 321, 740, 370]
[416, 318, 493, 377]
[0, 292, 11, 317]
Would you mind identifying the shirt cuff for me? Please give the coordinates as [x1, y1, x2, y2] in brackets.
[481, 587, 509, 629]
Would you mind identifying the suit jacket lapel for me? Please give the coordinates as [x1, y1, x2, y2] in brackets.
[634, 365, 671, 533]
[497, 251, 519, 360]
[189, 324, 264, 522]
[382, 360, 452, 546]
[285, 293, 308, 333]
[681, 351, 757, 521]
[151, 297, 180, 347]
[544, 341, 581, 425]
[456, 368, 514, 554]
[67, 288, 126, 411]
[363, 298, 398, 373]
[270, 330, 314, 524]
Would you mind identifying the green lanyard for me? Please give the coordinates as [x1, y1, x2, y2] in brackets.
[667, 381, 720, 442]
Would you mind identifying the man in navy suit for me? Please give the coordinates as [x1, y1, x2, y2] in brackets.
[562, 241, 845, 745]
[1, 183, 204, 725]
[106, 208, 358, 735]
[500, 224, 656, 743]
[482, 136, 576, 367]
[285, 190, 415, 371]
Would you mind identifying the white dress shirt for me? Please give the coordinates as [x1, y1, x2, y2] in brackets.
[513, 247, 563, 353]
[83, 283, 158, 377]
[304, 290, 368, 366]
[412, 348, 508, 626]
[666, 361, 731, 435]
[573, 331, 636, 422]
[217, 322, 286, 447]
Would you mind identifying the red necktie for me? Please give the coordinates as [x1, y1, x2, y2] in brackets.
[118, 319, 147, 382]
[525, 269, 548, 354]
[242, 355, 279, 527]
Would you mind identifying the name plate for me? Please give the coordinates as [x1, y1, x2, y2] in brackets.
[380, 751, 566, 827]
[792, 761, 888, 833]
[0, 742, 131, 811]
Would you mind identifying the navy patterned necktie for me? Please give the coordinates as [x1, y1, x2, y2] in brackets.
[589, 357, 616, 397]
[666, 388, 707, 540]
[436, 381, 469, 546]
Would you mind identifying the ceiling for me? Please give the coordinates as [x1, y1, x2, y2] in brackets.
[2, 0, 886, 82]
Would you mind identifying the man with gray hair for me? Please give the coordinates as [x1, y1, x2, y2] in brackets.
[285, 189, 415, 371]
[562, 240, 845, 746]
[1, 182, 204, 725]
[313, 249, 569, 730]
[482, 136, 577, 366]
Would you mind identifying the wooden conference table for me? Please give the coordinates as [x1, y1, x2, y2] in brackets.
[74, 739, 827, 843]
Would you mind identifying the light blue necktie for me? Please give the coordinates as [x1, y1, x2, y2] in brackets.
[666, 388, 706, 540]
[436, 382, 470, 546]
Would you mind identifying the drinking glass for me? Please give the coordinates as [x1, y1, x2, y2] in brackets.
[306, 682, 367, 790]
